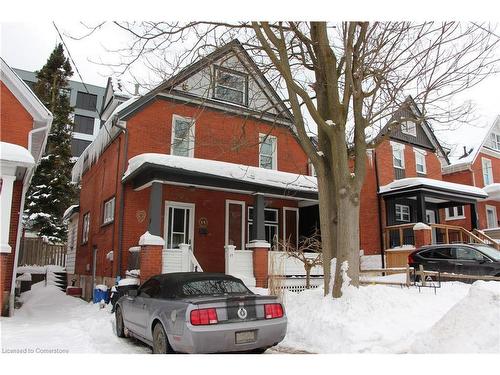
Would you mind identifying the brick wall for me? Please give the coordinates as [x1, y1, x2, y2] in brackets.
[0, 83, 33, 316]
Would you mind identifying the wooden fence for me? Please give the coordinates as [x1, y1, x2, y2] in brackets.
[18, 238, 67, 267]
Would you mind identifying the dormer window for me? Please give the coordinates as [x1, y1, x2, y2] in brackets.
[214, 66, 247, 106]
[401, 120, 417, 137]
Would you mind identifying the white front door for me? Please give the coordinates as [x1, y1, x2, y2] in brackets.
[486, 205, 498, 229]
[425, 210, 436, 224]
[164, 201, 195, 251]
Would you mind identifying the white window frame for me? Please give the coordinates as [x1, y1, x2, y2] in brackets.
[283, 207, 299, 247]
[482, 157, 493, 186]
[391, 142, 405, 169]
[213, 66, 248, 106]
[401, 120, 417, 136]
[103, 197, 115, 225]
[82, 212, 90, 244]
[308, 160, 317, 177]
[225, 200, 246, 251]
[490, 132, 500, 151]
[164, 201, 195, 250]
[395, 204, 410, 222]
[445, 206, 465, 221]
[485, 205, 498, 229]
[414, 148, 427, 174]
[259, 133, 277, 170]
[171, 114, 195, 158]
[248, 207, 279, 244]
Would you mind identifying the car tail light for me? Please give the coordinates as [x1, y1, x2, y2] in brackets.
[264, 303, 283, 319]
[190, 308, 218, 325]
[408, 251, 416, 264]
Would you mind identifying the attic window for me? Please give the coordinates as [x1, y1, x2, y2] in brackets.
[214, 66, 247, 105]
[490, 132, 500, 151]
[401, 120, 417, 137]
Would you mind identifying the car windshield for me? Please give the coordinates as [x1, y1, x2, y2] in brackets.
[474, 245, 500, 261]
[180, 278, 251, 297]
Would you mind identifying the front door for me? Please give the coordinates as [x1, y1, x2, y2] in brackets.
[164, 202, 195, 251]
[225, 200, 245, 250]
[426, 209, 437, 243]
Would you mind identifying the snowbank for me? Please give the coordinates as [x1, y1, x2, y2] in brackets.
[410, 281, 500, 353]
[281, 282, 476, 353]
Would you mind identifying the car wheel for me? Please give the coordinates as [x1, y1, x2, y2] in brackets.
[115, 306, 125, 338]
[152, 323, 173, 354]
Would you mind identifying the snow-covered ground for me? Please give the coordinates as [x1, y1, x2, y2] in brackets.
[281, 280, 500, 353]
[1, 282, 150, 354]
[1, 279, 499, 354]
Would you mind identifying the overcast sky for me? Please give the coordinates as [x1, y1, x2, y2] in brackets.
[1, 21, 499, 159]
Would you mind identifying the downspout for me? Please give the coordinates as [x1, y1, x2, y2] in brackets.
[9, 124, 50, 316]
[373, 149, 386, 269]
[113, 120, 128, 280]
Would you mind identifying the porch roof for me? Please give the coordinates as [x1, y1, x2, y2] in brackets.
[379, 177, 487, 201]
[484, 183, 500, 201]
[122, 153, 319, 200]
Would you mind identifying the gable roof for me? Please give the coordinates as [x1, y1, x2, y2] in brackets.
[118, 39, 294, 124]
[443, 115, 500, 174]
[371, 96, 450, 164]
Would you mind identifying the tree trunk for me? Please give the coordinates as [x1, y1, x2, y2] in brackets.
[305, 266, 311, 289]
[316, 168, 337, 296]
[332, 186, 361, 298]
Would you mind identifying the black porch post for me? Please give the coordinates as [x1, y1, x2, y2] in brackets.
[470, 203, 479, 230]
[252, 194, 266, 242]
[416, 192, 426, 223]
[148, 182, 162, 236]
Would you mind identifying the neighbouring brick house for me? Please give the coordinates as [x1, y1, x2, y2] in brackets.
[442, 116, 500, 236]
[69, 41, 495, 297]
[0, 58, 52, 316]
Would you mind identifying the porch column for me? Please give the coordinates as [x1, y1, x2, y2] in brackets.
[248, 193, 270, 288]
[251, 193, 266, 241]
[470, 203, 478, 230]
[148, 182, 162, 237]
[416, 192, 426, 223]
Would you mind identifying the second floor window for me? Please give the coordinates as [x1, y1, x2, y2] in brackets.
[414, 149, 427, 174]
[214, 66, 247, 106]
[76, 91, 97, 111]
[103, 197, 115, 225]
[171, 115, 195, 158]
[482, 157, 493, 185]
[391, 143, 405, 169]
[82, 212, 90, 244]
[259, 134, 277, 170]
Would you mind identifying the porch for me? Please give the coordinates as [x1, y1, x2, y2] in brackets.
[122, 153, 320, 286]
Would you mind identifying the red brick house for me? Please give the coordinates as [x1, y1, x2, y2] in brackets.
[442, 116, 500, 237]
[0, 58, 53, 316]
[70, 41, 495, 296]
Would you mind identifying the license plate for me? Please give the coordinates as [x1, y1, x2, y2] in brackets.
[235, 330, 256, 344]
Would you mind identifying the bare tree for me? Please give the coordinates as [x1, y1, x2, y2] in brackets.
[275, 229, 323, 289]
[77, 21, 499, 297]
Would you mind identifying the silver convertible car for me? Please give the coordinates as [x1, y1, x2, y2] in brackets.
[115, 272, 287, 353]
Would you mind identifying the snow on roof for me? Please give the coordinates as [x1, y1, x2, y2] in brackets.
[62, 204, 79, 221]
[379, 177, 487, 198]
[123, 153, 318, 193]
[72, 96, 139, 182]
[484, 183, 500, 201]
[0, 141, 35, 165]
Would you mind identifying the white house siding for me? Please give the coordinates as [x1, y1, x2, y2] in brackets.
[65, 216, 78, 274]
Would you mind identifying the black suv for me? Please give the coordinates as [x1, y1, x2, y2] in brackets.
[408, 244, 500, 277]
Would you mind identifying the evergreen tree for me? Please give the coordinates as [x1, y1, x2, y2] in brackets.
[24, 43, 78, 243]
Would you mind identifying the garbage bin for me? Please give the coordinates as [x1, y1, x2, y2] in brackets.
[93, 285, 110, 304]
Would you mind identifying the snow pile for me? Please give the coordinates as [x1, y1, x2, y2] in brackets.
[126, 269, 140, 277]
[17, 265, 65, 274]
[123, 153, 318, 193]
[1, 282, 149, 353]
[138, 231, 165, 246]
[118, 278, 140, 286]
[95, 284, 109, 292]
[16, 273, 32, 282]
[281, 282, 477, 353]
[410, 281, 500, 353]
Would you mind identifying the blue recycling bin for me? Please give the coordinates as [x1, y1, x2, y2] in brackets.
[93, 287, 110, 304]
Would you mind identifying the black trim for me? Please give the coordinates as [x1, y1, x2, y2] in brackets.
[123, 163, 318, 201]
